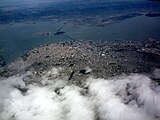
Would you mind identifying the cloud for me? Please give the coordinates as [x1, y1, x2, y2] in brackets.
[60, 86, 95, 120]
[88, 75, 159, 120]
[0, 68, 160, 120]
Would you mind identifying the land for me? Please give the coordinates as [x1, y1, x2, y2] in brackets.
[0, 56, 6, 68]
[0, 39, 160, 86]
[145, 12, 160, 17]
[0, 0, 160, 27]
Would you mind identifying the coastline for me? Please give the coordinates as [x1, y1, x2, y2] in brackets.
[1, 40, 160, 120]
[1, 39, 160, 85]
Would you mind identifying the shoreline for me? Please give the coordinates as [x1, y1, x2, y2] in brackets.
[1, 39, 160, 85]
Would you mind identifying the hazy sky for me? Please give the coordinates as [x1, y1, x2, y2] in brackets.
[0, 0, 144, 5]
[0, 0, 63, 6]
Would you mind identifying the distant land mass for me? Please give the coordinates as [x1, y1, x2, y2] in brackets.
[0, 0, 160, 26]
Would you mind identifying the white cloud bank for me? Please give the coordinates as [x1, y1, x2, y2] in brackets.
[0, 68, 160, 120]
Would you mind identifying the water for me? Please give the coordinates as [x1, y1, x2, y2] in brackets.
[0, 15, 160, 64]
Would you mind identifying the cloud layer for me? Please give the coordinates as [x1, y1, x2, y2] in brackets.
[0, 68, 160, 120]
